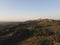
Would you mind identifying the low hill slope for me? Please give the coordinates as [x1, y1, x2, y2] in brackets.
[0, 19, 60, 45]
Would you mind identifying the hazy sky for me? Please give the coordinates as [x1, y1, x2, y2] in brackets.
[0, 0, 60, 21]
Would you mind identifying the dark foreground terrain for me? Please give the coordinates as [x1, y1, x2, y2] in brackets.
[0, 19, 60, 45]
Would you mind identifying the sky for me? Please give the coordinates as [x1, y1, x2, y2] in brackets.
[0, 0, 60, 21]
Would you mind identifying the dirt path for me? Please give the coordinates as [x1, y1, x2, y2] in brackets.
[54, 43, 60, 45]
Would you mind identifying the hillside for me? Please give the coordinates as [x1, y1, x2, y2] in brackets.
[0, 19, 60, 45]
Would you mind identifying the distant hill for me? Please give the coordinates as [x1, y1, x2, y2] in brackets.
[0, 22, 21, 25]
[0, 19, 60, 45]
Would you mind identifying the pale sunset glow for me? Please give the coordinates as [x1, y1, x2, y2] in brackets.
[0, 0, 60, 21]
